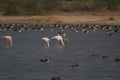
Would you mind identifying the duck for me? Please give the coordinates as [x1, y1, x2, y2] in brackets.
[39, 59, 49, 63]
[102, 55, 109, 58]
[69, 64, 80, 68]
[114, 58, 120, 62]
[51, 76, 61, 80]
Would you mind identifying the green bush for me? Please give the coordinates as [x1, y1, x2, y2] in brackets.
[0, 0, 120, 15]
[4, 4, 25, 15]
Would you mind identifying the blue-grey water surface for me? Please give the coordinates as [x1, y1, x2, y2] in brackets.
[0, 28, 120, 80]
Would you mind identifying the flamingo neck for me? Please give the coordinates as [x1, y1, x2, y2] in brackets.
[61, 39, 64, 46]
[46, 42, 50, 47]
[9, 39, 12, 47]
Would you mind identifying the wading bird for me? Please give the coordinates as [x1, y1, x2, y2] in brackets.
[57, 31, 69, 45]
[41, 37, 50, 48]
[51, 35, 64, 47]
[39, 59, 49, 63]
[1, 35, 12, 47]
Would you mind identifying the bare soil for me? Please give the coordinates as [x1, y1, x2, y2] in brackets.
[0, 12, 120, 25]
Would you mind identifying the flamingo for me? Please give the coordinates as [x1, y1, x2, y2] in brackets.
[57, 31, 69, 45]
[1, 35, 12, 47]
[51, 35, 64, 47]
[41, 37, 50, 48]
[57, 31, 66, 39]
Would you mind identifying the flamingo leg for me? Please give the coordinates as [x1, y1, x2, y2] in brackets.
[9, 39, 12, 47]
[56, 40, 59, 47]
[44, 42, 47, 48]
[44, 42, 49, 48]
[45, 44, 48, 48]
[5, 40, 11, 48]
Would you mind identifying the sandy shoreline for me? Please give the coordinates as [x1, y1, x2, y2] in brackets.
[0, 15, 120, 25]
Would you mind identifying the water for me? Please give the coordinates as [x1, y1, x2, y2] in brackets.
[0, 28, 120, 80]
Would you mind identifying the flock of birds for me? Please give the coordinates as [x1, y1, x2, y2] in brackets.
[0, 23, 120, 48]
[0, 27, 68, 48]
[0, 23, 120, 80]
[41, 35, 65, 48]
[0, 33, 68, 48]
[0, 23, 120, 33]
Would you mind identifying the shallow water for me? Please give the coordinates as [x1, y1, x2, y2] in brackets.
[0, 28, 120, 80]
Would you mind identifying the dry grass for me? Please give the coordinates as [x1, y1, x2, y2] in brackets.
[0, 12, 120, 25]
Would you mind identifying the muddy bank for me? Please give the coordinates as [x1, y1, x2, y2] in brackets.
[0, 15, 120, 25]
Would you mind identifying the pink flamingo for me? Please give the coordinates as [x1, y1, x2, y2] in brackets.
[41, 37, 50, 48]
[1, 35, 12, 47]
[51, 35, 64, 47]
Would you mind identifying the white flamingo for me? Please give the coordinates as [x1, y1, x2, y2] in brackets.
[41, 37, 50, 48]
[1, 35, 12, 47]
[57, 32, 69, 45]
[51, 35, 64, 47]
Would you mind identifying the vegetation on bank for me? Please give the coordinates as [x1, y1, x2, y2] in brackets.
[0, 0, 120, 16]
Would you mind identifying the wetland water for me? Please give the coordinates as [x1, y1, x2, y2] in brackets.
[0, 25, 120, 80]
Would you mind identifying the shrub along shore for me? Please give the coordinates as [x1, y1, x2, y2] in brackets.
[0, 0, 120, 25]
[0, 0, 120, 16]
